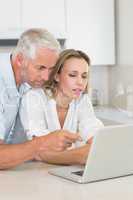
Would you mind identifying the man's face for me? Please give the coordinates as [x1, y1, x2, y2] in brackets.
[21, 48, 59, 88]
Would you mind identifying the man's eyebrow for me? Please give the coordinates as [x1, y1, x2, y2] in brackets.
[35, 64, 46, 67]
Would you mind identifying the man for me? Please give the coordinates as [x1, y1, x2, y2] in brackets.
[0, 28, 80, 169]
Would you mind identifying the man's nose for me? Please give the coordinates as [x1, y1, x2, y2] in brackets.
[41, 70, 49, 81]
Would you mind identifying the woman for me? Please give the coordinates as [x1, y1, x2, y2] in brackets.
[19, 49, 103, 165]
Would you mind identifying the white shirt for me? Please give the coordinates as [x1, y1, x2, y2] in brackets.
[19, 88, 103, 146]
[0, 53, 30, 143]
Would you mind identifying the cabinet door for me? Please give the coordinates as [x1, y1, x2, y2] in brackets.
[0, 0, 21, 38]
[22, 0, 66, 38]
[66, 0, 115, 65]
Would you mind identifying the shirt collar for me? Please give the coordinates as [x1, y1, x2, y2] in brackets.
[0, 53, 32, 98]
[0, 53, 19, 97]
[18, 83, 32, 97]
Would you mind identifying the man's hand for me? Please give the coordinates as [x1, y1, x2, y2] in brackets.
[36, 130, 82, 152]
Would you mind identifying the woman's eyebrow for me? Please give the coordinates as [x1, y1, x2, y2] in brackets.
[68, 71, 88, 73]
[35, 64, 55, 69]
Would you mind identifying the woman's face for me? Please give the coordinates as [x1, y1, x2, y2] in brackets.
[56, 57, 89, 100]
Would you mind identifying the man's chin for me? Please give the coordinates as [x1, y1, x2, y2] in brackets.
[32, 83, 45, 88]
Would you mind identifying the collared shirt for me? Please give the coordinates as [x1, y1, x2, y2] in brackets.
[0, 53, 31, 143]
[19, 88, 104, 147]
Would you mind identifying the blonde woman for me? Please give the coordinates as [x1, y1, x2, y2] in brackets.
[19, 49, 103, 165]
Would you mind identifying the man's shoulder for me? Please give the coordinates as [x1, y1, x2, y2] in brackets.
[22, 88, 46, 99]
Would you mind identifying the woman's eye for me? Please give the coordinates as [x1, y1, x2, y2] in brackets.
[68, 74, 76, 77]
[82, 76, 87, 79]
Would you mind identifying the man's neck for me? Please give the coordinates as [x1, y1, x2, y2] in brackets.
[10, 55, 21, 87]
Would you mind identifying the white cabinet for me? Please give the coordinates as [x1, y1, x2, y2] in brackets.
[0, 0, 66, 39]
[21, 0, 66, 38]
[66, 0, 115, 65]
[0, 0, 21, 38]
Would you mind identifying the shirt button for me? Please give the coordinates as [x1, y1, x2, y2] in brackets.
[0, 104, 4, 113]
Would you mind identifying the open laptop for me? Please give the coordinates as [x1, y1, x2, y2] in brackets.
[49, 124, 133, 183]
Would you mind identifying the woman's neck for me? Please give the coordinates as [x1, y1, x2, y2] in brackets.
[54, 90, 72, 110]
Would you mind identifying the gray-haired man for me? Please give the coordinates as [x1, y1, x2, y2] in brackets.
[0, 28, 80, 169]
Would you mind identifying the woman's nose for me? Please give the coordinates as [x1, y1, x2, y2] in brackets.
[77, 77, 83, 85]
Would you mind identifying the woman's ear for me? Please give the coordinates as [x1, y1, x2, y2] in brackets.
[54, 74, 60, 83]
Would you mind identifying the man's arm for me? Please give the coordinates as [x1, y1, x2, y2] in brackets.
[0, 139, 39, 169]
[0, 130, 81, 170]
[35, 138, 93, 165]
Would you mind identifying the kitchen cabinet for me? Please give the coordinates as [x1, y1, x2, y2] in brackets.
[66, 0, 115, 65]
[0, 0, 21, 38]
[0, 0, 66, 39]
[21, 0, 66, 38]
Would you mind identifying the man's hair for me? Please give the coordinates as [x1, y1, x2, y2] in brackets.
[12, 28, 61, 59]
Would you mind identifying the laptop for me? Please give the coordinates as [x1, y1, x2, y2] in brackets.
[49, 124, 133, 183]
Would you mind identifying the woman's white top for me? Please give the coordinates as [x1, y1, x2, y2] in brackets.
[19, 88, 103, 146]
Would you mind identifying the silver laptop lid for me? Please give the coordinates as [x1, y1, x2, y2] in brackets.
[82, 124, 133, 183]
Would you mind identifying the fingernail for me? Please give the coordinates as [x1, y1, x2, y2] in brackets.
[77, 135, 82, 141]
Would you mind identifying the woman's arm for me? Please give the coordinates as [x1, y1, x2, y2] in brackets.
[77, 94, 104, 141]
[19, 89, 50, 139]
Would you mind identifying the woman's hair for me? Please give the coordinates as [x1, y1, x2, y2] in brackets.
[45, 49, 91, 95]
[12, 28, 60, 59]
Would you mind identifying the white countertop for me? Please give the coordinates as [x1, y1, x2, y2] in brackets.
[94, 106, 133, 124]
[1, 161, 133, 200]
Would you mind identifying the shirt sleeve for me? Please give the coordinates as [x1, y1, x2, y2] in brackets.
[19, 89, 50, 140]
[77, 94, 104, 142]
[0, 79, 6, 141]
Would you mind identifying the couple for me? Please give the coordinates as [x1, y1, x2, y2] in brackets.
[19, 49, 103, 165]
[0, 28, 103, 169]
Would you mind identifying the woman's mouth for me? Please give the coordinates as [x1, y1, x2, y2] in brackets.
[72, 89, 83, 96]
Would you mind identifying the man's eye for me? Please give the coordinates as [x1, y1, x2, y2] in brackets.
[38, 66, 46, 70]
[49, 67, 54, 71]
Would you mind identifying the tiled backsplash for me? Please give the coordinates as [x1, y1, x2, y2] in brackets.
[108, 65, 133, 112]
[90, 65, 133, 114]
[90, 65, 109, 106]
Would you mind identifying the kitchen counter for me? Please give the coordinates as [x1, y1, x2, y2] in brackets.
[1, 161, 133, 200]
[94, 106, 133, 125]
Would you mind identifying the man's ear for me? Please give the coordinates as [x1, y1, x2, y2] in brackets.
[15, 53, 24, 67]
